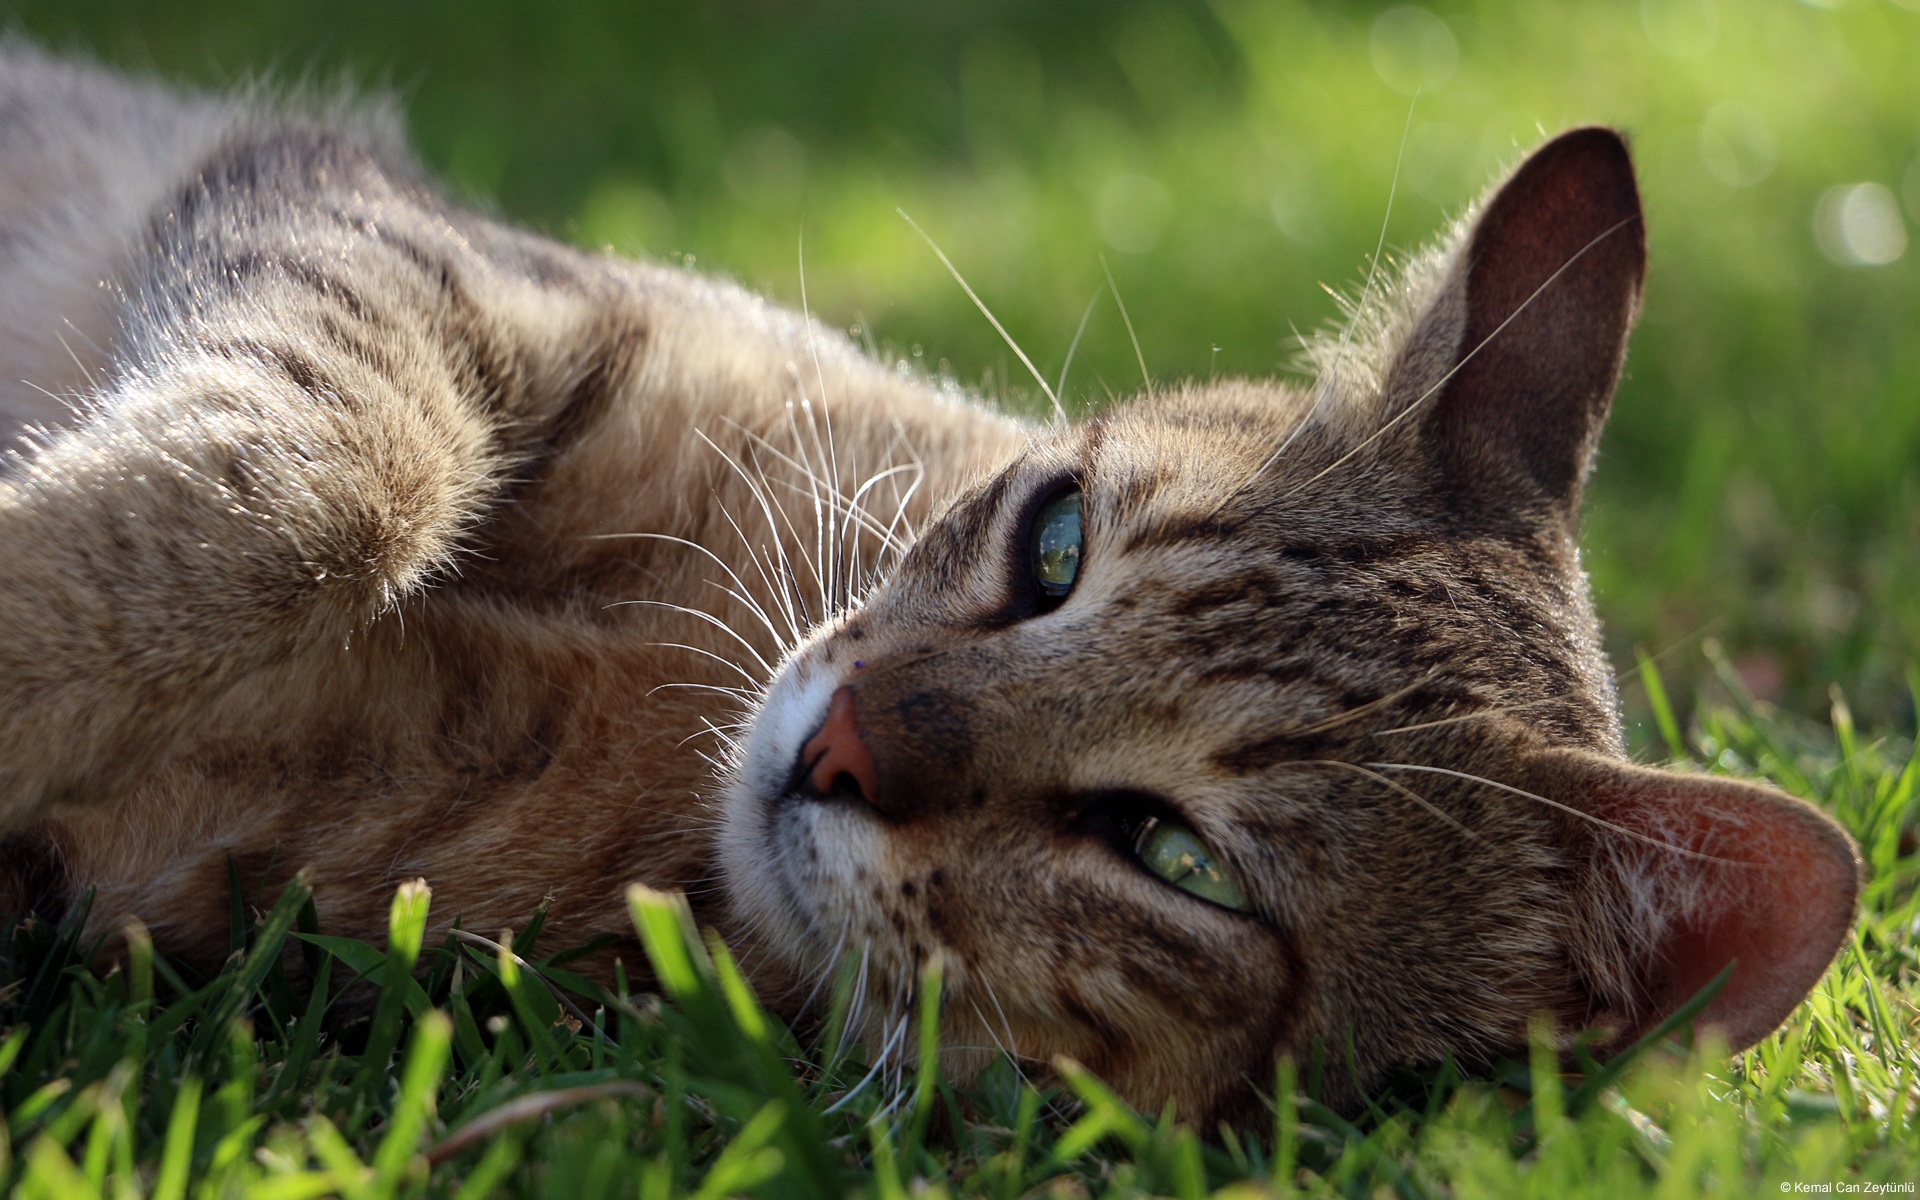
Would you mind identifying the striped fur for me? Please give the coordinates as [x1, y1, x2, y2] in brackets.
[0, 49, 1858, 1124]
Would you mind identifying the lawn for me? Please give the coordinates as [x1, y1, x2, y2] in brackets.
[3, 0, 1919, 1194]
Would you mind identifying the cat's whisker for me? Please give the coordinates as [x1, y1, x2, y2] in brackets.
[737, 433, 835, 633]
[768, 467, 917, 559]
[795, 922, 850, 1021]
[445, 929, 607, 1039]
[19, 378, 72, 408]
[648, 681, 758, 703]
[58, 313, 110, 361]
[641, 640, 761, 687]
[1362, 697, 1562, 738]
[897, 207, 1064, 424]
[1294, 759, 1484, 843]
[679, 724, 746, 757]
[977, 974, 1021, 1061]
[873, 428, 926, 560]
[701, 424, 908, 636]
[588, 531, 789, 651]
[1364, 761, 1746, 864]
[792, 398, 845, 620]
[1100, 253, 1149, 395]
[704, 466, 808, 645]
[614, 599, 777, 679]
[868, 999, 918, 1119]
[1278, 673, 1436, 738]
[823, 1004, 909, 1115]
[693, 427, 818, 641]
[718, 512, 807, 659]
[845, 941, 873, 1049]
[691, 576, 791, 662]
[787, 240, 848, 618]
[727, 418, 916, 557]
[847, 466, 897, 609]
[795, 228, 846, 562]
[775, 394, 834, 625]
[841, 461, 922, 566]
[967, 975, 1032, 1091]
[816, 407, 856, 614]
[1056, 285, 1102, 405]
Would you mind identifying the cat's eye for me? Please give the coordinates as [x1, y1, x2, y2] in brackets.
[1134, 817, 1251, 911]
[1031, 488, 1083, 600]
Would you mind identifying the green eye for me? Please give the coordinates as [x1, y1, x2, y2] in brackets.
[1031, 489, 1083, 598]
[1135, 818, 1251, 911]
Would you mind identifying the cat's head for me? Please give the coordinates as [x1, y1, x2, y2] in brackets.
[718, 128, 1860, 1121]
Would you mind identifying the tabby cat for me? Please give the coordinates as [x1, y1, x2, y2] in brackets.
[0, 47, 1860, 1122]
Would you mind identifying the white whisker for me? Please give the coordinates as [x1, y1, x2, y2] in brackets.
[898, 207, 1063, 423]
[589, 531, 789, 650]
[1101, 253, 1149, 393]
[1296, 759, 1484, 843]
[1055, 286, 1102, 412]
[612, 599, 777, 679]
[1365, 761, 1744, 863]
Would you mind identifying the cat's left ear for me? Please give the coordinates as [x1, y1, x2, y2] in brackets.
[1533, 747, 1861, 1052]
[1396, 127, 1646, 517]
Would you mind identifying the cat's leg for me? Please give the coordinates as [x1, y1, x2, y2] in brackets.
[0, 125, 617, 825]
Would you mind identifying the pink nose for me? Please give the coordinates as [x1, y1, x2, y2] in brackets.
[802, 686, 879, 804]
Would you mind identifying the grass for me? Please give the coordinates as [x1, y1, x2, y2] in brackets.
[2, 653, 1916, 1197]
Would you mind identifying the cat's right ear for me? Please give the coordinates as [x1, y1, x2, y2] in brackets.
[1534, 746, 1861, 1054]
[1397, 127, 1646, 521]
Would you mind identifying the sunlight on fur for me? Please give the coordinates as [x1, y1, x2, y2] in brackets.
[0, 45, 1860, 1125]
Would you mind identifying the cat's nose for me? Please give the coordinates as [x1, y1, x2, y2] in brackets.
[801, 686, 879, 806]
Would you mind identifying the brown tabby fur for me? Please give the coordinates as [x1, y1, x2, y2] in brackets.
[0, 47, 1860, 1124]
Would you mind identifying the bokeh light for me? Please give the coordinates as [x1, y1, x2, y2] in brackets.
[1369, 7, 1459, 95]
[1815, 183, 1909, 266]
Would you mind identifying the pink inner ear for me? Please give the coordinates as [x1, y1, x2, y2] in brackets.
[1558, 754, 1861, 1051]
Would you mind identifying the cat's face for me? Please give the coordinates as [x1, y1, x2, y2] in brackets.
[721, 385, 1605, 1117]
[718, 129, 1860, 1121]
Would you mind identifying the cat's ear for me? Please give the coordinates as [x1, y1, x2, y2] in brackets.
[1532, 747, 1860, 1051]
[1399, 127, 1646, 516]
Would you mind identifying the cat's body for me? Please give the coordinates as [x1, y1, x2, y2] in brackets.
[0, 44, 1018, 995]
[0, 47, 1860, 1123]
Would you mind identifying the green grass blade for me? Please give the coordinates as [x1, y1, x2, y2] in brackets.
[150, 1074, 200, 1200]
[1637, 648, 1689, 761]
[371, 1010, 452, 1191]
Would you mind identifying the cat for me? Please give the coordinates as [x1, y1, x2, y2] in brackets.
[0, 45, 1860, 1124]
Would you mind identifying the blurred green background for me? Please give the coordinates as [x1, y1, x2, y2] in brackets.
[9, 0, 1919, 731]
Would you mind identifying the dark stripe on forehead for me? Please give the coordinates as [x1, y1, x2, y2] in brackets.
[1081, 413, 1110, 465]
[950, 463, 1020, 539]
[1275, 533, 1440, 566]
[1170, 569, 1288, 618]
[1213, 731, 1344, 775]
[1122, 511, 1243, 555]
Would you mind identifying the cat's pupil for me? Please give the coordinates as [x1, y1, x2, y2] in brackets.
[1031, 489, 1083, 598]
